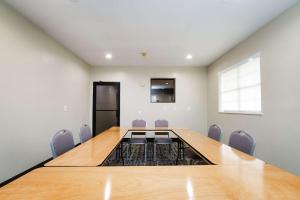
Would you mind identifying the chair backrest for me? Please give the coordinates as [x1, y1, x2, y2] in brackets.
[79, 124, 92, 144]
[229, 130, 256, 156]
[50, 129, 74, 158]
[132, 119, 146, 128]
[208, 124, 222, 141]
[155, 120, 168, 128]
[131, 132, 146, 138]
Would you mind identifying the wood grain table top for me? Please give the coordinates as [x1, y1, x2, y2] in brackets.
[1, 165, 300, 199]
[173, 128, 264, 165]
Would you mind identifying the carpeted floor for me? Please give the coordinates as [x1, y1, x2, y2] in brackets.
[102, 142, 210, 166]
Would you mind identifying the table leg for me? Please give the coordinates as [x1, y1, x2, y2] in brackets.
[144, 143, 147, 163]
[154, 143, 156, 162]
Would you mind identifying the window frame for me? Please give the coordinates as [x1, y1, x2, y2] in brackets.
[150, 78, 176, 103]
[218, 53, 263, 115]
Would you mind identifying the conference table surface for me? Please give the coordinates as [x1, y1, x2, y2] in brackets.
[1, 127, 300, 199]
[45, 127, 264, 167]
[1, 165, 300, 200]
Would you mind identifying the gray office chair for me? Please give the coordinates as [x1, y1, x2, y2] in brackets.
[155, 120, 168, 128]
[127, 132, 147, 162]
[208, 124, 222, 141]
[79, 124, 92, 144]
[50, 129, 74, 158]
[132, 119, 146, 128]
[229, 130, 256, 156]
[127, 120, 147, 162]
[153, 120, 172, 161]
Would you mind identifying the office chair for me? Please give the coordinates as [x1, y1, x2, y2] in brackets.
[79, 124, 92, 144]
[127, 120, 147, 162]
[153, 120, 173, 161]
[50, 129, 74, 158]
[208, 124, 222, 141]
[229, 130, 256, 155]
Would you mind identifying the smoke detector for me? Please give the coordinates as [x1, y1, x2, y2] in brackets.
[140, 52, 148, 57]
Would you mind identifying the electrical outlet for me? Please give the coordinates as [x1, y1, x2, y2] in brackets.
[63, 105, 68, 112]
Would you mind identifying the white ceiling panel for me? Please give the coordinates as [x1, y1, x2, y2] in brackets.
[5, 0, 299, 67]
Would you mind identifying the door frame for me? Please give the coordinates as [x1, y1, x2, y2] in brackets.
[92, 81, 120, 136]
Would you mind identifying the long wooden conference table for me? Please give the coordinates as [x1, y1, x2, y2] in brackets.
[1, 127, 300, 199]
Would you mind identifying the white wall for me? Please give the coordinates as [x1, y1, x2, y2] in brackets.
[207, 3, 300, 175]
[0, 2, 90, 183]
[90, 66, 207, 132]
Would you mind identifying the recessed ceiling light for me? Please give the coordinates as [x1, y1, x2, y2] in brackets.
[186, 54, 193, 60]
[105, 53, 112, 60]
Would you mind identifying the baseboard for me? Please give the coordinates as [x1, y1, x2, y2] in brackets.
[0, 143, 81, 188]
[0, 157, 53, 188]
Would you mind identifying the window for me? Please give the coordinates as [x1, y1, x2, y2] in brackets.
[219, 54, 261, 114]
[151, 78, 175, 103]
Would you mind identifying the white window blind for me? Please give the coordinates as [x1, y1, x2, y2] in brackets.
[219, 54, 261, 114]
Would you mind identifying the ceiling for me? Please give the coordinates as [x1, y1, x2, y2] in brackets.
[6, 0, 298, 68]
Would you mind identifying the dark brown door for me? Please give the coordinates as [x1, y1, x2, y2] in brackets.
[92, 82, 120, 136]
